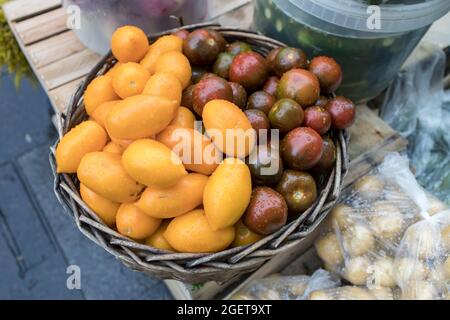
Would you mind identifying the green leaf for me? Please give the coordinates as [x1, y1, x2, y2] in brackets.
[191, 283, 204, 291]
[0, 0, 36, 89]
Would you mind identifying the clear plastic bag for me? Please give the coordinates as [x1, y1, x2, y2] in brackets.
[395, 213, 450, 300]
[380, 43, 450, 205]
[308, 286, 398, 300]
[314, 152, 449, 299]
[379, 154, 450, 300]
[229, 269, 340, 300]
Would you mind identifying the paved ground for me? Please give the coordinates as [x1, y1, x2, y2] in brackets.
[0, 69, 172, 299]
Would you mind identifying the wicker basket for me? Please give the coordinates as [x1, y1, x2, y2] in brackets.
[50, 23, 349, 283]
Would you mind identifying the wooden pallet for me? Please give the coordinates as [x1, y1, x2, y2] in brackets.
[3, 0, 253, 114]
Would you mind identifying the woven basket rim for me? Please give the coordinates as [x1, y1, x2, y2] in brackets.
[50, 23, 350, 283]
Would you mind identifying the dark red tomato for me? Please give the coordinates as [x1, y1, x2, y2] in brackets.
[281, 127, 324, 170]
[192, 76, 233, 116]
[209, 30, 227, 52]
[262, 76, 279, 96]
[325, 96, 356, 129]
[277, 69, 320, 107]
[246, 143, 284, 187]
[199, 72, 218, 81]
[266, 47, 281, 73]
[242, 187, 288, 235]
[213, 52, 234, 79]
[309, 56, 342, 94]
[229, 82, 247, 109]
[303, 106, 332, 135]
[268, 98, 304, 134]
[191, 66, 210, 84]
[229, 52, 268, 91]
[244, 109, 270, 134]
[246, 91, 276, 114]
[273, 47, 308, 76]
[276, 170, 317, 214]
[183, 29, 221, 66]
[181, 85, 195, 110]
[315, 136, 336, 170]
[227, 41, 252, 56]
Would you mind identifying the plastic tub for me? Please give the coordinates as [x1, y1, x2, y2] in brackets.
[63, 0, 208, 55]
[253, 0, 450, 102]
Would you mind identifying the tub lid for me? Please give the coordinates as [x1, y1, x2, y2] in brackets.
[289, 0, 450, 33]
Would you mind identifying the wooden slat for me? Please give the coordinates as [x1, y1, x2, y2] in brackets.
[2, 0, 61, 22]
[344, 135, 408, 189]
[347, 104, 399, 160]
[38, 49, 100, 90]
[3, 7, 63, 116]
[14, 7, 67, 45]
[49, 77, 84, 113]
[27, 31, 85, 68]
[344, 105, 408, 188]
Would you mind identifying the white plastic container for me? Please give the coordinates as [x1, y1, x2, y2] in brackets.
[253, 0, 450, 102]
[63, 0, 208, 55]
